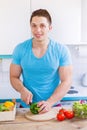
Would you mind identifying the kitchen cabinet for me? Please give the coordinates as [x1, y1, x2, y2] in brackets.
[31, 0, 81, 45]
[0, 0, 31, 55]
[81, 0, 87, 42]
[0, 0, 87, 55]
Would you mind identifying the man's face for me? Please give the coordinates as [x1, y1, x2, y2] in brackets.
[30, 16, 52, 41]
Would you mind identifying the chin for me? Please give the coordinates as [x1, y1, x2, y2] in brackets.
[35, 37, 43, 42]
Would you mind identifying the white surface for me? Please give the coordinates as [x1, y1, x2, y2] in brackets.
[2, 59, 12, 72]
[65, 82, 87, 98]
[31, 0, 81, 44]
[81, 0, 87, 42]
[0, 0, 31, 54]
[0, 82, 20, 99]
[78, 46, 87, 57]
[0, 0, 82, 55]
[0, 105, 16, 121]
[81, 73, 87, 87]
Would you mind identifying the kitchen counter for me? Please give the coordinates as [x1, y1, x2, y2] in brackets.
[0, 108, 87, 130]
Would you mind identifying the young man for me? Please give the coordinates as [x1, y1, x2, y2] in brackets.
[10, 9, 72, 113]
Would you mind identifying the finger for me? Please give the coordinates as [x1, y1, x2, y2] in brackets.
[29, 94, 33, 103]
[26, 95, 30, 104]
[26, 93, 33, 104]
[38, 104, 47, 112]
[38, 101, 45, 107]
[39, 107, 49, 114]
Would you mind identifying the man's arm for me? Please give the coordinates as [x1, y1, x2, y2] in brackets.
[38, 65, 73, 113]
[47, 65, 73, 105]
[10, 64, 23, 92]
[10, 64, 33, 104]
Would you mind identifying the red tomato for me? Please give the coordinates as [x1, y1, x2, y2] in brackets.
[57, 113, 65, 121]
[59, 108, 66, 114]
[64, 110, 74, 119]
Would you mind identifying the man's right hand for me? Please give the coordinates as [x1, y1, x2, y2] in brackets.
[20, 87, 33, 105]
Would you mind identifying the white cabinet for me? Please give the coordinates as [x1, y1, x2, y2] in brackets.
[81, 0, 87, 42]
[31, 0, 81, 44]
[0, 0, 31, 55]
[1, 0, 86, 55]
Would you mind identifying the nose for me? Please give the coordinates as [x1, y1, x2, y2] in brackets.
[36, 26, 41, 32]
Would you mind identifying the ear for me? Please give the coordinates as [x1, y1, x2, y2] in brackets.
[49, 25, 52, 30]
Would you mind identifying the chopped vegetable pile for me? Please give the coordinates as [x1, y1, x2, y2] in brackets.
[73, 101, 87, 118]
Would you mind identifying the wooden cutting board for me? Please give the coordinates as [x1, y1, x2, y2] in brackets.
[25, 107, 59, 121]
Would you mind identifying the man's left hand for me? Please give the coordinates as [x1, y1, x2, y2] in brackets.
[37, 101, 52, 114]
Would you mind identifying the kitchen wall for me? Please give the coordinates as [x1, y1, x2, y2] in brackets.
[0, 45, 87, 100]
[65, 44, 87, 100]
[0, 58, 20, 99]
[81, 0, 87, 41]
[0, 0, 82, 55]
[69, 45, 87, 85]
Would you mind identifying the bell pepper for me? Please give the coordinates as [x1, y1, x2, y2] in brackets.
[0, 103, 9, 111]
[30, 102, 40, 114]
[4, 101, 14, 108]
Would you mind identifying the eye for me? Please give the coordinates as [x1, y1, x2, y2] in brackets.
[40, 24, 46, 28]
[31, 24, 36, 28]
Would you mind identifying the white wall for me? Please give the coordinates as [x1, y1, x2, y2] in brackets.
[31, 0, 81, 44]
[0, 59, 20, 99]
[0, 0, 82, 55]
[81, 0, 87, 42]
[0, 0, 31, 55]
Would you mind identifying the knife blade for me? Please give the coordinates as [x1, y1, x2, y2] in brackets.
[29, 102, 32, 106]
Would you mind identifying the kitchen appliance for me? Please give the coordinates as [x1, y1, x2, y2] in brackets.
[81, 73, 87, 87]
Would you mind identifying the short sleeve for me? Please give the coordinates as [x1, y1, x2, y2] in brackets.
[59, 45, 72, 66]
[12, 44, 22, 65]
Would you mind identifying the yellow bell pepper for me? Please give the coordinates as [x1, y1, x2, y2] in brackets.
[4, 101, 14, 108]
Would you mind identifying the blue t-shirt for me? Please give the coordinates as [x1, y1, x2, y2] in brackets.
[12, 38, 72, 107]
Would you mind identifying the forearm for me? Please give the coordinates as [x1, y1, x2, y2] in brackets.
[47, 80, 71, 106]
[10, 77, 25, 93]
[47, 66, 73, 106]
[10, 77, 33, 104]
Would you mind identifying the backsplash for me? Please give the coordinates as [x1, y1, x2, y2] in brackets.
[0, 44, 87, 100]
[69, 45, 87, 85]
[0, 59, 20, 99]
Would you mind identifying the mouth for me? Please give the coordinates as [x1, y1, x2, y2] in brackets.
[35, 34, 43, 38]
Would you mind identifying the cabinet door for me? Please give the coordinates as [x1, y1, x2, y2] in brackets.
[81, 0, 87, 42]
[31, 0, 81, 44]
[0, 0, 31, 54]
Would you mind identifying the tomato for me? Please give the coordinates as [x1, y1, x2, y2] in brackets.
[56, 108, 74, 121]
[56, 113, 65, 121]
[64, 110, 74, 119]
[59, 108, 66, 114]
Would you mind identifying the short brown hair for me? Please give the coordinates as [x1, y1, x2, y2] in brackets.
[30, 9, 52, 25]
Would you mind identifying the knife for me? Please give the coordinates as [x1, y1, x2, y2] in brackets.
[29, 101, 32, 105]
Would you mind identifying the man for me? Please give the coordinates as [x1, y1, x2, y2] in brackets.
[10, 9, 72, 113]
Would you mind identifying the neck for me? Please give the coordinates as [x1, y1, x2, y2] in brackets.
[32, 38, 49, 48]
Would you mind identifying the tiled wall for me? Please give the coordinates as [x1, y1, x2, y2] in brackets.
[0, 45, 87, 99]
[0, 59, 20, 99]
[68, 45, 87, 86]
[65, 45, 87, 100]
